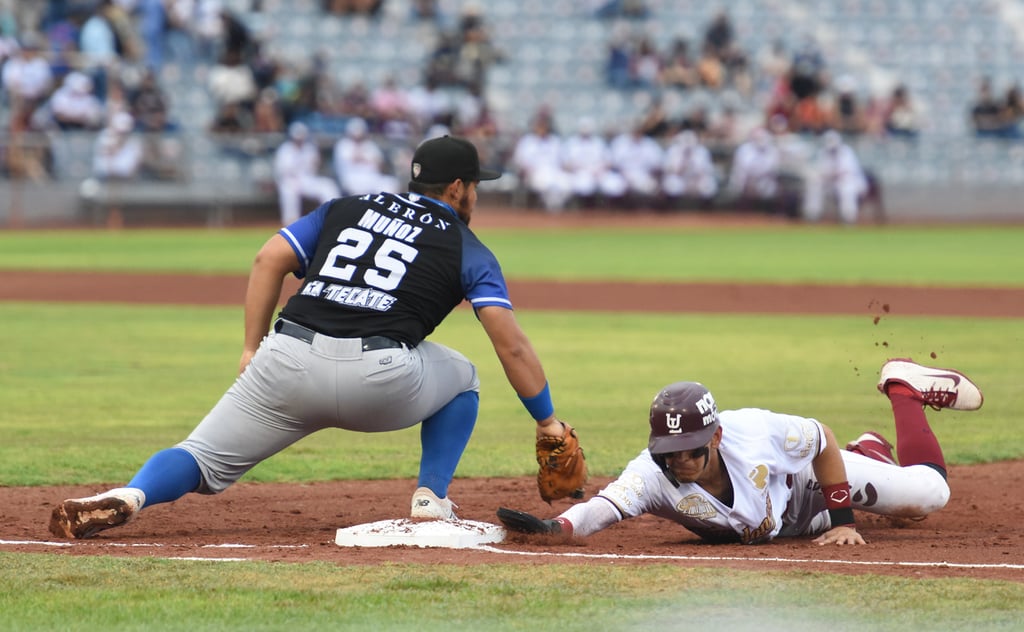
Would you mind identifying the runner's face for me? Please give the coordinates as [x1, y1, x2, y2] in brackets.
[664, 444, 711, 483]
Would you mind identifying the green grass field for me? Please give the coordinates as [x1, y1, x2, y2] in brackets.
[0, 224, 1021, 285]
[2, 224, 1022, 629]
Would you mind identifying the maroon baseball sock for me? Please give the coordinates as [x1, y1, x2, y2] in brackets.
[887, 383, 946, 472]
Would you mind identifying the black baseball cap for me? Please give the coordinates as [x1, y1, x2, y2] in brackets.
[410, 135, 501, 184]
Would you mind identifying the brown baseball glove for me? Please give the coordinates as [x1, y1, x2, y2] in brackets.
[535, 422, 587, 503]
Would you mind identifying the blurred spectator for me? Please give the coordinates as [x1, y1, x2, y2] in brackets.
[277, 55, 323, 125]
[803, 130, 868, 225]
[209, 101, 249, 133]
[560, 117, 626, 209]
[450, 5, 505, 93]
[788, 35, 827, 101]
[129, 69, 176, 132]
[703, 10, 735, 62]
[705, 9, 750, 92]
[609, 122, 664, 208]
[676, 102, 711, 136]
[969, 76, 1009, 137]
[726, 127, 780, 209]
[406, 76, 455, 131]
[194, 0, 226, 64]
[2, 36, 56, 181]
[631, 35, 661, 89]
[511, 111, 572, 212]
[337, 79, 375, 122]
[789, 93, 832, 135]
[659, 37, 699, 90]
[252, 87, 285, 133]
[696, 41, 726, 90]
[93, 112, 145, 180]
[592, 0, 650, 19]
[138, 0, 168, 72]
[661, 130, 718, 209]
[704, 103, 744, 147]
[410, 0, 450, 26]
[128, 69, 184, 180]
[637, 93, 673, 138]
[42, 6, 85, 78]
[1002, 82, 1024, 138]
[767, 113, 814, 218]
[832, 75, 868, 136]
[370, 74, 414, 137]
[207, 48, 258, 125]
[324, 0, 385, 17]
[331, 116, 400, 195]
[165, 0, 198, 67]
[49, 71, 106, 130]
[425, 29, 461, 87]
[605, 25, 633, 89]
[78, 0, 124, 102]
[880, 83, 921, 139]
[219, 8, 255, 62]
[274, 121, 339, 225]
[1, 33, 54, 131]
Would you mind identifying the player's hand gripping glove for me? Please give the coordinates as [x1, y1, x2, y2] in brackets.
[535, 422, 587, 503]
[496, 507, 563, 535]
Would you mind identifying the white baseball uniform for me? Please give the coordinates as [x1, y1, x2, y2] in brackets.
[803, 140, 868, 224]
[561, 408, 950, 543]
[274, 138, 340, 225]
[727, 130, 780, 200]
[661, 134, 719, 200]
[512, 130, 573, 211]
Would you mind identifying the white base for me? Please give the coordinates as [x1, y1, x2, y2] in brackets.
[335, 518, 506, 549]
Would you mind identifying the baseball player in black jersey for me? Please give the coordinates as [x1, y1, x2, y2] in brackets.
[50, 135, 573, 538]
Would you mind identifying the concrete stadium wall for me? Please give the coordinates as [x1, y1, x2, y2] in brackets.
[2, 180, 1022, 228]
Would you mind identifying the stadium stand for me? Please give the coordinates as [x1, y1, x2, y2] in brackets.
[3, 0, 1024, 225]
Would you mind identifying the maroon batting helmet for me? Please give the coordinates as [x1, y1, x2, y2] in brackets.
[647, 382, 720, 455]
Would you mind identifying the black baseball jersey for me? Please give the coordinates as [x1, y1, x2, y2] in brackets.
[277, 192, 512, 345]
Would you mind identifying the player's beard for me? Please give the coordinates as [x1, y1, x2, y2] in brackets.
[454, 189, 473, 224]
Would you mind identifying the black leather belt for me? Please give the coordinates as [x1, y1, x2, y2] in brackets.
[274, 320, 406, 351]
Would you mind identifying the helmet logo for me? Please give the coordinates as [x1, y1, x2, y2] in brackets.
[665, 413, 683, 434]
[695, 392, 717, 426]
[412, 162, 422, 179]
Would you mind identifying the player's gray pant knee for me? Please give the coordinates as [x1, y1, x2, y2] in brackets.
[177, 331, 479, 494]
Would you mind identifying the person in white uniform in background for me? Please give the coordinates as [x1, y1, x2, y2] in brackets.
[661, 130, 718, 208]
[560, 117, 626, 209]
[498, 358, 983, 546]
[803, 129, 868, 225]
[511, 113, 573, 212]
[608, 123, 664, 209]
[273, 121, 340, 225]
[331, 116, 400, 196]
[93, 112, 145, 179]
[726, 126, 780, 206]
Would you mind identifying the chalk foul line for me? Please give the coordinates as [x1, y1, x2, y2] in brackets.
[3, 539, 1021, 571]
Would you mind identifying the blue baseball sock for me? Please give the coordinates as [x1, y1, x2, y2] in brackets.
[418, 391, 479, 498]
[127, 447, 202, 508]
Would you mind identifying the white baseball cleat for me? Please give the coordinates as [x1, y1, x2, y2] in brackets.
[877, 358, 984, 411]
[410, 487, 458, 521]
[846, 431, 897, 465]
[48, 487, 145, 539]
